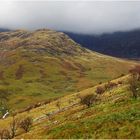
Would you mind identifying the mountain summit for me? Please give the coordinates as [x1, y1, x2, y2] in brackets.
[0, 29, 88, 56]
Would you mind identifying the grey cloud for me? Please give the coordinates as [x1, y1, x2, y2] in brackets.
[0, 1, 140, 34]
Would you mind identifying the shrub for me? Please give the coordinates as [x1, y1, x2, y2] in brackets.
[80, 94, 98, 107]
[118, 81, 123, 85]
[129, 65, 140, 74]
[129, 76, 139, 99]
[98, 82, 102, 85]
[104, 82, 117, 90]
[19, 117, 32, 132]
[94, 82, 118, 96]
[109, 82, 117, 88]
[129, 65, 140, 80]
[129, 66, 140, 98]
[120, 74, 125, 77]
[95, 86, 105, 94]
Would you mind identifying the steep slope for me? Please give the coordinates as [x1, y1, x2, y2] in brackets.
[0, 29, 136, 112]
[65, 29, 140, 59]
[0, 74, 140, 139]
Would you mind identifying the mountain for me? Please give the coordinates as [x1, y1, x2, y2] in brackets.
[0, 29, 136, 112]
[0, 28, 10, 32]
[64, 29, 140, 59]
[0, 28, 139, 139]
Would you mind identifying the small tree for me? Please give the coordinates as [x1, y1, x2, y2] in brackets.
[80, 94, 98, 108]
[9, 114, 19, 138]
[19, 117, 32, 132]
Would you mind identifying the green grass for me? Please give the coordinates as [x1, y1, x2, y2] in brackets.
[0, 74, 140, 139]
[0, 75, 135, 139]
[0, 29, 139, 139]
[0, 52, 135, 111]
[45, 98, 140, 139]
[0, 29, 137, 111]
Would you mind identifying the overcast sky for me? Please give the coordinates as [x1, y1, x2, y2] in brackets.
[0, 1, 140, 34]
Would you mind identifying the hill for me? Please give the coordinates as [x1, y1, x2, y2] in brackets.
[65, 29, 140, 59]
[0, 74, 140, 139]
[0, 29, 136, 113]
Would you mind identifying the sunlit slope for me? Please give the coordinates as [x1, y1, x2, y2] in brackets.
[1, 75, 140, 139]
[0, 29, 136, 110]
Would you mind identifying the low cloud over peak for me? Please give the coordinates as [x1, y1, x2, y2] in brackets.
[0, 1, 140, 34]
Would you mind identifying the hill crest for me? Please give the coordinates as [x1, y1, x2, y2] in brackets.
[0, 29, 89, 56]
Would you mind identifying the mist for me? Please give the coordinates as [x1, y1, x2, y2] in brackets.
[0, 1, 140, 34]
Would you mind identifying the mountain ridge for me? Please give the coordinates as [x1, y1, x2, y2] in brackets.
[0, 28, 10, 32]
[64, 29, 140, 59]
[0, 29, 89, 56]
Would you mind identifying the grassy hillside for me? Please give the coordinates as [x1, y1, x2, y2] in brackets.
[0, 74, 140, 139]
[0, 29, 137, 112]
